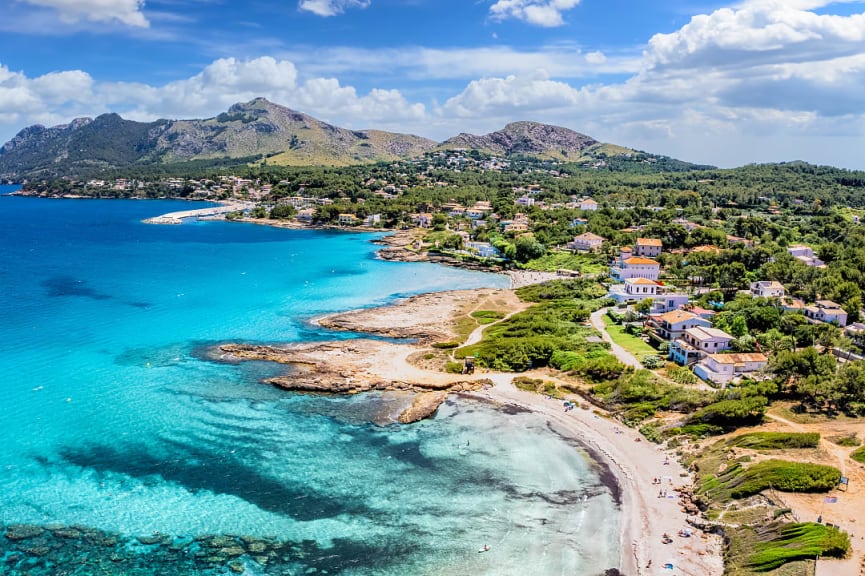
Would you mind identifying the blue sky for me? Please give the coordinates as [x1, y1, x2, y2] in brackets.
[0, 0, 864, 168]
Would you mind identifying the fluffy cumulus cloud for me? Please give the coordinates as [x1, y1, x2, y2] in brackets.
[439, 0, 865, 167]
[21, 0, 149, 27]
[489, 0, 581, 27]
[298, 0, 370, 17]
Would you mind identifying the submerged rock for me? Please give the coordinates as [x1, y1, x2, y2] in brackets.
[5, 524, 45, 541]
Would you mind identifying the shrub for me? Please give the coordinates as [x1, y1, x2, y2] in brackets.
[432, 341, 459, 349]
[830, 434, 860, 447]
[729, 432, 820, 450]
[710, 460, 841, 500]
[639, 424, 664, 444]
[747, 523, 850, 571]
[641, 355, 664, 369]
[689, 396, 768, 430]
[851, 445, 865, 463]
[445, 361, 464, 374]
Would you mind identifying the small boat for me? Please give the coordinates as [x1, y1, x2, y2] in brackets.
[478, 544, 491, 553]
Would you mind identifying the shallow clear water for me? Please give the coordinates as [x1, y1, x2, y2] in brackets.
[0, 189, 620, 574]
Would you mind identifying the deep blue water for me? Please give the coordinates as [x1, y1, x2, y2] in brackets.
[0, 189, 620, 575]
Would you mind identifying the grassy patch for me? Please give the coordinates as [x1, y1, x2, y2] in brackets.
[727, 522, 849, 574]
[729, 432, 820, 450]
[699, 460, 841, 501]
[516, 278, 608, 302]
[519, 251, 607, 275]
[513, 377, 562, 398]
[471, 310, 506, 324]
[602, 315, 657, 360]
[829, 434, 860, 447]
[850, 445, 865, 463]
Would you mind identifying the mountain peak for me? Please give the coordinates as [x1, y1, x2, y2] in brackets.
[440, 121, 598, 159]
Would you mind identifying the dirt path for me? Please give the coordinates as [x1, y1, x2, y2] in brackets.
[590, 308, 644, 368]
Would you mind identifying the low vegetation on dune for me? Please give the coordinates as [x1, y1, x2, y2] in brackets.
[728, 432, 821, 450]
[726, 522, 850, 574]
[699, 459, 841, 501]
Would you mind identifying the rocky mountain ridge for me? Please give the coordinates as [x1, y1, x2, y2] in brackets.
[0, 98, 639, 180]
[439, 121, 599, 160]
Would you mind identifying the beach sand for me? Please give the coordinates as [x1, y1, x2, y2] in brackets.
[225, 280, 724, 575]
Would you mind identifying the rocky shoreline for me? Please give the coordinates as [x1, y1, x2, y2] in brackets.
[214, 342, 485, 423]
[0, 522, 356, 575]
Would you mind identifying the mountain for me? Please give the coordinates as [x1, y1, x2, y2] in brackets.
[0, 100, 707, 180]
[439, 121, 602, 161]
[0, 98, 437, 180]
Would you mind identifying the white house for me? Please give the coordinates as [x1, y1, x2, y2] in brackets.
[611, 247, 661, 281]
[788, 245, 825, 267]
[695, 353, 769, 386]
[804, 300, 848, 327]
[515, 195, 535, 207]
[467, 242, 502, 259]
[634, 238, 663, 258]
[607, 278, 690, 314]
[648, 310, 712, 341]
[569, 232, 605, 252]
[580, 198, 599, 211]
[670, 326, 735, 366]
[750, 281, 785, 298]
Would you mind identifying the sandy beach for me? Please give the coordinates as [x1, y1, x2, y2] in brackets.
[217, 279, 725, 576]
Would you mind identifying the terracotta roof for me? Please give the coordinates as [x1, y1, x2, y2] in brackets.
[623, 257, 660, 266]
[656, 309, 701, 324]
[709, 353, 768, 364]
[575, 232, 605, 241]
[626, 278, 658, 286]
[636, 238, 663, 247]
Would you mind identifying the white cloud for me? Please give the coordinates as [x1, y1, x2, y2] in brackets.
[298, 0, 370, 17]
[0, 57, 425, 147]
[489, 0, 581, 27]
[20, 0, 149, 27]
[584, 51, 606, 64]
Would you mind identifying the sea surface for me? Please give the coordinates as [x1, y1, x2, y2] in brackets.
[0, 187, 620, 575]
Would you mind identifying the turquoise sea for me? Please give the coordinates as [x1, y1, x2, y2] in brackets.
[0, 186, 620, 575]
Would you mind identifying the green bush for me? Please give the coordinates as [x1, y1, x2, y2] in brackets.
[830, 434, 860, 447]
[639, 424, 663, 444]
[641, 355, 663, 369]
[851, 445, 865, 463]
[729, 432, 820, 450]
[667, 365, 698, 385]
[516, 279, 607, 302]
[689, 396, 768, 430]
[705, 460, 841, 500]
[445, 361, 464, 374]
[747, 523, 850, 571]
[432, 341, 459, 349]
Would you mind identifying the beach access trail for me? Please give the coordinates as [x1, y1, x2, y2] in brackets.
[590, 307, 643, 369]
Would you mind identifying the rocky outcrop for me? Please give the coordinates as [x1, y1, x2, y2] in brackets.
[398, 392, 449, 424]
[213, 343, 481, 423]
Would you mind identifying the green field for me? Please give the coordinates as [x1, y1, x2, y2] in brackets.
[602, 315, 657, 360]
